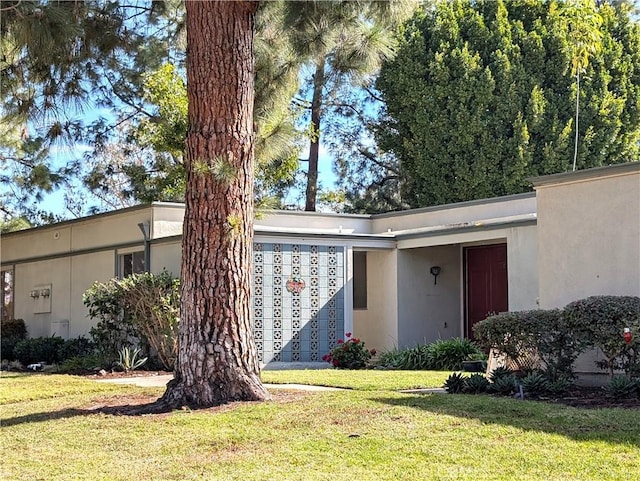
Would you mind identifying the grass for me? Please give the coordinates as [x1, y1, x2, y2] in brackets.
[261, 368, 451, 391]
[1, 371, 639, 481]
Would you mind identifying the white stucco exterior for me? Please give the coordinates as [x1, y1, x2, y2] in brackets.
[2, 163, 637, 370]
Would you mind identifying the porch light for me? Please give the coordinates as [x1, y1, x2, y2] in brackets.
[430, 266, 442, 285]
[40, 288, 51, 298]
[30, 290, 40, 299]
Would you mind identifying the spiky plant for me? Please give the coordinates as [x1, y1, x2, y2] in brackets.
[443, 372, 467, 394]
[464, 373, 489, 394]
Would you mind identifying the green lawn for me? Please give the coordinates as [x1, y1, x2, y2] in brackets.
[1, 371, 639, 481]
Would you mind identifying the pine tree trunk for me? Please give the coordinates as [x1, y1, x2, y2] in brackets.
[304, 57, 326, 212]
[160, 0, 270, 408]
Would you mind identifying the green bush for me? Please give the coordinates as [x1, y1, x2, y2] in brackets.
[489, 375, 517, 396]
[84, 270, 180, 370]
[443, 372, 467, 393]
[565, 296, 640, 377]
[464, 373, 489, 394]
[13, 336, 65, 365]
[521, 372, 551, 397]
[1, 337, 22, 361]
[322, 333, 375, 369]
[58, 355, 108, 373]
[604, 376, 638, 400]
[57, 336, 96, 361]
[1, 319, 28, 361]
[474, 309, 587, 380]
[426, 338, 484, 370]
[376, 338, 484, 370]
[1, 318, 27, 339]
[377, 344, 431, 370]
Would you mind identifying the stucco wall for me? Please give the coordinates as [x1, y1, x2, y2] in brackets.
[352, 249, 398, 352]
[505, 225, 539, 311]
[396, 246, 462, 348]
[536, 167, 640, 309]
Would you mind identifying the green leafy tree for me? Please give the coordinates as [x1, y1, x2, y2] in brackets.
[1, 0, 185, 221]
[371, 0, 640, 209]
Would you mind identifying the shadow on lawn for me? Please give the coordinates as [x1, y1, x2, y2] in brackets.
[372, 394, 640, 447]
[0, 400, 176, 427]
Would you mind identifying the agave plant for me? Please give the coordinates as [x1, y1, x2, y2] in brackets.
[116, 346, 148, 373]
[443, 372, 467, 394]
[464, 373, 489, 394]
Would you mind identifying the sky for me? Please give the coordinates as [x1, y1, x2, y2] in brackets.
[38, 138, 338, 220]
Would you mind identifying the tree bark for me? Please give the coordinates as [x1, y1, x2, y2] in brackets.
[304, 56, 326, 212]
[160, 0, 270, 408]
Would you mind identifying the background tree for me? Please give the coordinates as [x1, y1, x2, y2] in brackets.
[284, 0, 418, 211]
[558, 0, 603, 171]
[370, 0, 640, 209]
[0, 0, 185, 222]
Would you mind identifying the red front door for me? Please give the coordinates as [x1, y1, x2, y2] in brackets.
[465, 244, 508, 339]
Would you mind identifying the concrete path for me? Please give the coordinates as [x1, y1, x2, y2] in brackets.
[95, 374, 342, 391]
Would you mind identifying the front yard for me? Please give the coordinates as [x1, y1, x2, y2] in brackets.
[1, 371, 638, 480]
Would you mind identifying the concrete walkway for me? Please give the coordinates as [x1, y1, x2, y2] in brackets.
[95, 374, 342, 391]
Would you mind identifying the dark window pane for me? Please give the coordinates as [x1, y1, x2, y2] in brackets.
[353, 251, 367, 310]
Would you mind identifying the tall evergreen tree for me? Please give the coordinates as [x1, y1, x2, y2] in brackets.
[283, 0, 417, 211]
[159, 0, 269, 408]
[370, 0, 640, 209]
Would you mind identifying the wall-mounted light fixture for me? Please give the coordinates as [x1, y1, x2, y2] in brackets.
[40, 288, 51, 298]
[30, 290, 40, 299]
[430, 266, 442, 285]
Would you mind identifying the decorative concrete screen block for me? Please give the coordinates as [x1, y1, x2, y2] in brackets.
[253, 243, 345, 363]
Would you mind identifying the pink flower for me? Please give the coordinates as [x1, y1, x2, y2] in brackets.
[370, 349, 377, 356]
[333, 359, 339, 367]
[337, 339, 344, 344]
[345, 332, 352, 338]
[352, 338, 360, 344]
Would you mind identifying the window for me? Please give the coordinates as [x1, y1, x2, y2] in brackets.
[353, 251, 367, 309]
[1, 268, 14, 321]
[119, 251, 145, 277]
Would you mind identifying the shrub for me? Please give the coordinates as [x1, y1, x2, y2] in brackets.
[464, 373, 489, 394]
[378, 344, 431, 370]
[489, 375, 517, 396]
[1, 319, 28, 361]
[84, 270, 180, 370]
[521, 372, 551, 397]
[57, 336, 96, 362]
[474, 309, 586, 380]
[473, 312, 533, 368]
[488, 366, 514, 383]
[13, 336, 65, 365]
[322, 333, 375, 369]
[374, 348, 405, 369]
[375, 338, 484, 371]
[604, 376, 638, 400]
[1, 318, 27, 339]
[425, 338, 484, 371]
[443, 372, 467, 393]
[58, 355, 107, 373]
[1, 337, 22, 362]
[565, 296, 640, 377]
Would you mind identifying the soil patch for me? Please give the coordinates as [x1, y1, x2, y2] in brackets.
[539, 386, 640, 409]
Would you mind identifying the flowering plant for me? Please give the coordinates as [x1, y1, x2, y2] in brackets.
[322, 332, 376, 369]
